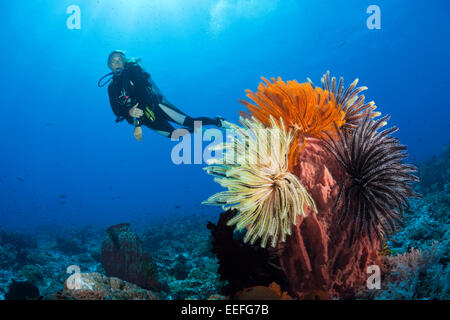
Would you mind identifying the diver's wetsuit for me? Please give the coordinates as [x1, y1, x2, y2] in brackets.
[108, 61, 221, 137]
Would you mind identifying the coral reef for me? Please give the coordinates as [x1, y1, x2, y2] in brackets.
[359, 143, 450, 300]
[0, 74, 446, 301]
[170, 254, 190, 281]
[141, 211, 223, 300]
[0, 216, 223, 300]
[416, 143, 450, 194]
[357, 245, 449, 300]
[0, 230, 39, 270]
[19, 265, 44, 285]
[101, 223, 161, 292]
[0, 230, 37, 250]
[55, 236, 86, 255]
[0, 226, 104, 299]
[204, 72, 420, 299]
[378, 247, 448, 299]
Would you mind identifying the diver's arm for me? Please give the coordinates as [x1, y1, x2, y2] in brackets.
[109, 93, 143, 141]
[129, 103, 144, 118]
[108, 85, 134, 124]
[110, 95, 143, 141]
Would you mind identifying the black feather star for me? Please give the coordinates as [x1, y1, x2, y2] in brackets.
[322, 113, 419, 244]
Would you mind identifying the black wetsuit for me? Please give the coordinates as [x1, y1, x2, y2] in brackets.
[108, 61, 220, 136]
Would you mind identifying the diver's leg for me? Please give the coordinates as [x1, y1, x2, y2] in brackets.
[158, 103, 188, 126]
[158, 103, 222, 130]
[145, 120, 190, 138]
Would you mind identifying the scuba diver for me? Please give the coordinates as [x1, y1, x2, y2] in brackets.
[99, 50, 227, 141]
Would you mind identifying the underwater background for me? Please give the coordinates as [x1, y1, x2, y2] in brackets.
[0, 0, 448, 300]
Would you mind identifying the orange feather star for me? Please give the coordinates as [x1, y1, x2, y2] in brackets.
[240, 73, 378, 168]
[240, 76, 345, 168]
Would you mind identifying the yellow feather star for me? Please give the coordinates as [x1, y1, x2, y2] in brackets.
[202, 116, 317, 248]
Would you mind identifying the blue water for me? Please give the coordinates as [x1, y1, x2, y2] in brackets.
[1, 0, 449, 231]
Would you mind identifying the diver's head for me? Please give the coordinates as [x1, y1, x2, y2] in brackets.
[108, 50, 126, 75]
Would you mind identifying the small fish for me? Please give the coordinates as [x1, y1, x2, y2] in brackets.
[59, 194, 68, 199]
[18, 177, 24, 182]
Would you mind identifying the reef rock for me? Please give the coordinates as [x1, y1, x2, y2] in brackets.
[278, 138, 382, 299]
[207, 211, 288, 297]
[5, 280, 41, 300]
[52, 272, 158, 300]
[101, 223, 160, 291]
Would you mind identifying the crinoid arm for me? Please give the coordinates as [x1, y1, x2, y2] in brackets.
[321, 113, 419, 243]
[239, 76, 348, 168]
[203, 116, 317, 248]
[308, 71, 380, 132]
